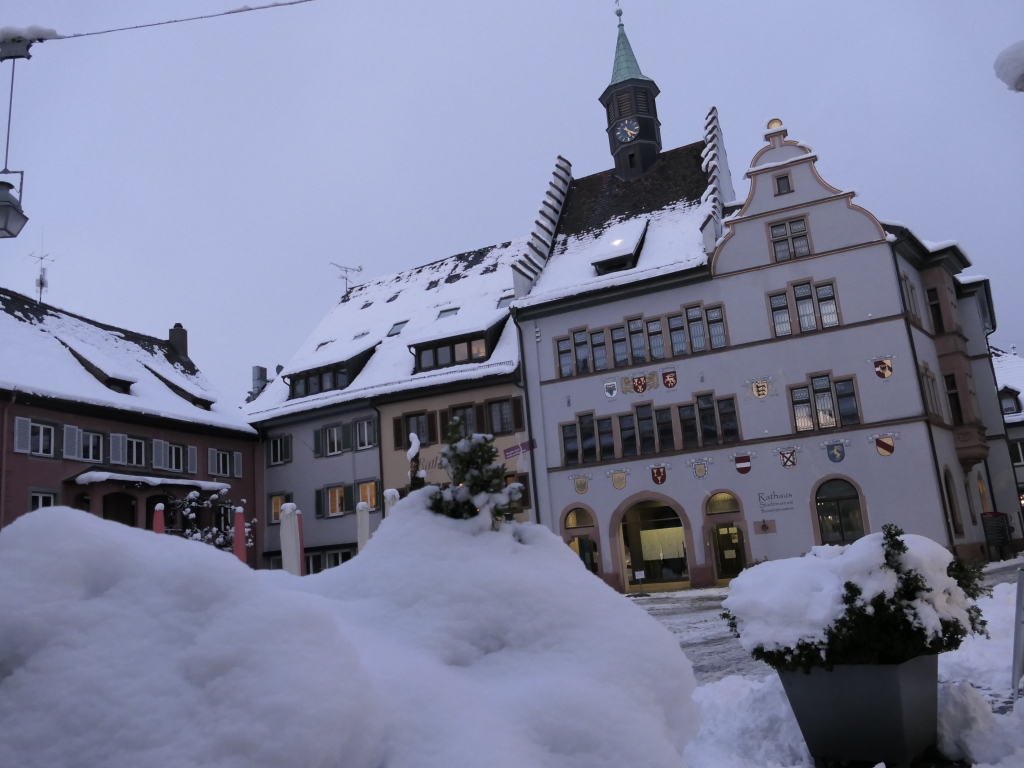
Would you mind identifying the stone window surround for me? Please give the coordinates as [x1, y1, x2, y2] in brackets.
[552, 301, 730, 381]
[787, 371, 863, 435]
[558, 390, 742, 467]
[762, 277, 844, 340]
[765, 215, 815, 263]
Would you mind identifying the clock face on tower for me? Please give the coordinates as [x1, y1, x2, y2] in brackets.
[614, 117, 640, 143]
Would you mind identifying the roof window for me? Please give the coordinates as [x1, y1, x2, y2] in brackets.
[353, 330, 369, 339]
[388, 321, 409, 337]
[497, 296, 514, 308]
[438, 308, 459, 319]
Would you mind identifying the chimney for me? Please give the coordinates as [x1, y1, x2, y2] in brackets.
[252, 365, 268, 396]
[168, 323, 189, 358]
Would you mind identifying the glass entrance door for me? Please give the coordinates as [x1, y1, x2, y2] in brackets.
[714, 523, 744, 578]
[621, 502, 687, 587]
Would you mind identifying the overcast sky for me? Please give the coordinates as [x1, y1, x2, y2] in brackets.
[2, 1, 1023, 405]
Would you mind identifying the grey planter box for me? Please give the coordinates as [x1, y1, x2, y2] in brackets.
[778, 654, 937, 766]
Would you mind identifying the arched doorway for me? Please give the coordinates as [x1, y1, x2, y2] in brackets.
[102, 492, 137, 527]
[815, 479, 864, 543]
[620, 500, 687, 590]
[563, 507, 599, 574]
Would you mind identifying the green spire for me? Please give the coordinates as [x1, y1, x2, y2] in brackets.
[609, 9, 651, 86]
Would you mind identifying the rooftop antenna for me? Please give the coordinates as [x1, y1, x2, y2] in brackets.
[27, 226, 55, 302]
[330, 262, 363, 295]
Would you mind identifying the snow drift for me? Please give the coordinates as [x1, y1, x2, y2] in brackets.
[0, 498, 699, 768]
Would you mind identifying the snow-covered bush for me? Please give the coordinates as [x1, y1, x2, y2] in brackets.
[426, 417, 521, 525]
[722, 525, 987, 672]
[167, 489, 255, 551]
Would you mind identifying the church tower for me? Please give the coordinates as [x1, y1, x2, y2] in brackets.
[599, 8, 662, 182]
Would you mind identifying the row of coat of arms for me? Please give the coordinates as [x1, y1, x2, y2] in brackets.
[571, 433, 899, 493]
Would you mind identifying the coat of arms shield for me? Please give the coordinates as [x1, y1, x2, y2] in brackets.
[611, 471, 627, 490]
[693, 462, 707, 479]
[604, 380, 617, 398]
[735, 455, 751, 474]
[826, 443, 845, 463]
[752, 379, 769, 399]
[662, 370, 677, 388]
[874, 359, 893, 378]
[779, 449, 797, 468]
[621, 376, 634, 394]
[574, 476, 588, 494]
[876, 436, 895, 456]
[651, 466, 667, 485]
[632, 375, 647, 394]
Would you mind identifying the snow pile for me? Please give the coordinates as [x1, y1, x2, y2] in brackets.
[723, 532, 973, 654]
[937, 682, 1018, 764]
[0, 499, 699, 768]
[940, 581, 1016, 693]
[684, 675, 812, 768]
[0, 507, 382, 768]
[994, 40, 1024, 90]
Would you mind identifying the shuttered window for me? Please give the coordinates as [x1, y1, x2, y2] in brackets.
[616, 91, 632, 117]
[152, 439, 169, 469]
[63, 425, 82, 460]
[111, 433, 128, 465]
[233, 451, 243, 478]
[13, 417, 31, 453]
[187, 445, 198, 474]
[636, 89, 649, 114]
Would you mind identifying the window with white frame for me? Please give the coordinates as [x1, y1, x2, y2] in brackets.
[168, 444, 184, 472]
[126, 437, 145, 466]
[327, 485, 350, 516]
[31, 423, 55, 457]
[359, 481, 377, 510]
[81, 431, 103, 461]
[269, 435, 291, 465]
[770, 218, 810, 262]
[1010, 441, 1024, 466]
[355, 418, 376, 449]
[326, 425, 345, 456]
[209, 449, 230, 477]
[30, 492, 57, 511]
[268, 492, 291, 524]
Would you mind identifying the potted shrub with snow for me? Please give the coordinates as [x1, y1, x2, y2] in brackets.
[722, 525, 987, 766]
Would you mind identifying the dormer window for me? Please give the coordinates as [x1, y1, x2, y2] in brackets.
[497, 296, 514, 308]
[775, 174, 792, 195]
[1001, 389, 1021, 415]
[438, 308, 459, 319]
[388, 321, 409, 337]
[417, 336, 487, 372]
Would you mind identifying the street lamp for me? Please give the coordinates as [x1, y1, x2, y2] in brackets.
[0, 178, 27, 238]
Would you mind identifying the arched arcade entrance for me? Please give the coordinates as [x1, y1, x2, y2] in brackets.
[619, 500, 688, 592]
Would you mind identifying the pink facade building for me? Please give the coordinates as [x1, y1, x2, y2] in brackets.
[0, 287, 259, 561]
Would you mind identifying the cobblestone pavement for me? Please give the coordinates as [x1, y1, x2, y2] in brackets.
[634, 559, 1022, 687]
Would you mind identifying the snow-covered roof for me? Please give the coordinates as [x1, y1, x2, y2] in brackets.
[0, 287, 254, 433]
[514, 142, 712, 309]
[991, 347, 1024, 424]
[245, 240, 525, 423]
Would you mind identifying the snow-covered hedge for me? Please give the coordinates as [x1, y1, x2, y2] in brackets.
[722, 525, 987, 672]
[0, 498, 699, 768]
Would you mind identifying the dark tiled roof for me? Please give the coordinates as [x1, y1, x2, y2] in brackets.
[557, 141, 708, 239]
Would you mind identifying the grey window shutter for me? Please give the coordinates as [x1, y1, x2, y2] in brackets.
[152, 439, 166, 470]
[369, 418, 377, 447]
[343, 484, 356, 514]
[187, 445, 198, 474]
[341, 422, 353, 451]
[63, 425, 81, 460]
[371, 482, 379, 509]
[282, 434, 292, 462]
[315, 488, 325, 518]
[110, 434, 127, 464]
[208, 447, 218, 475]
[426, 412, 438, 444]
[393, 418, 404, 450]
[313, 428, 323, 458]
[13, 417, 31, 453]
[439, 410, 450, 440]
[475, 404, 487, 435]
[512, 397, 525, 432]
[233, 451, 243, 478]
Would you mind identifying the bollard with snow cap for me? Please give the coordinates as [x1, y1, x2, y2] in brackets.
[1013, 568, 1024, 701]
[279, 503, 304, 576]
[152, 503, 165, 534]
[232, 506, 247, 565]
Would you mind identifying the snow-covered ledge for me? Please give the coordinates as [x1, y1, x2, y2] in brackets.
[75, 471, 230, 492]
